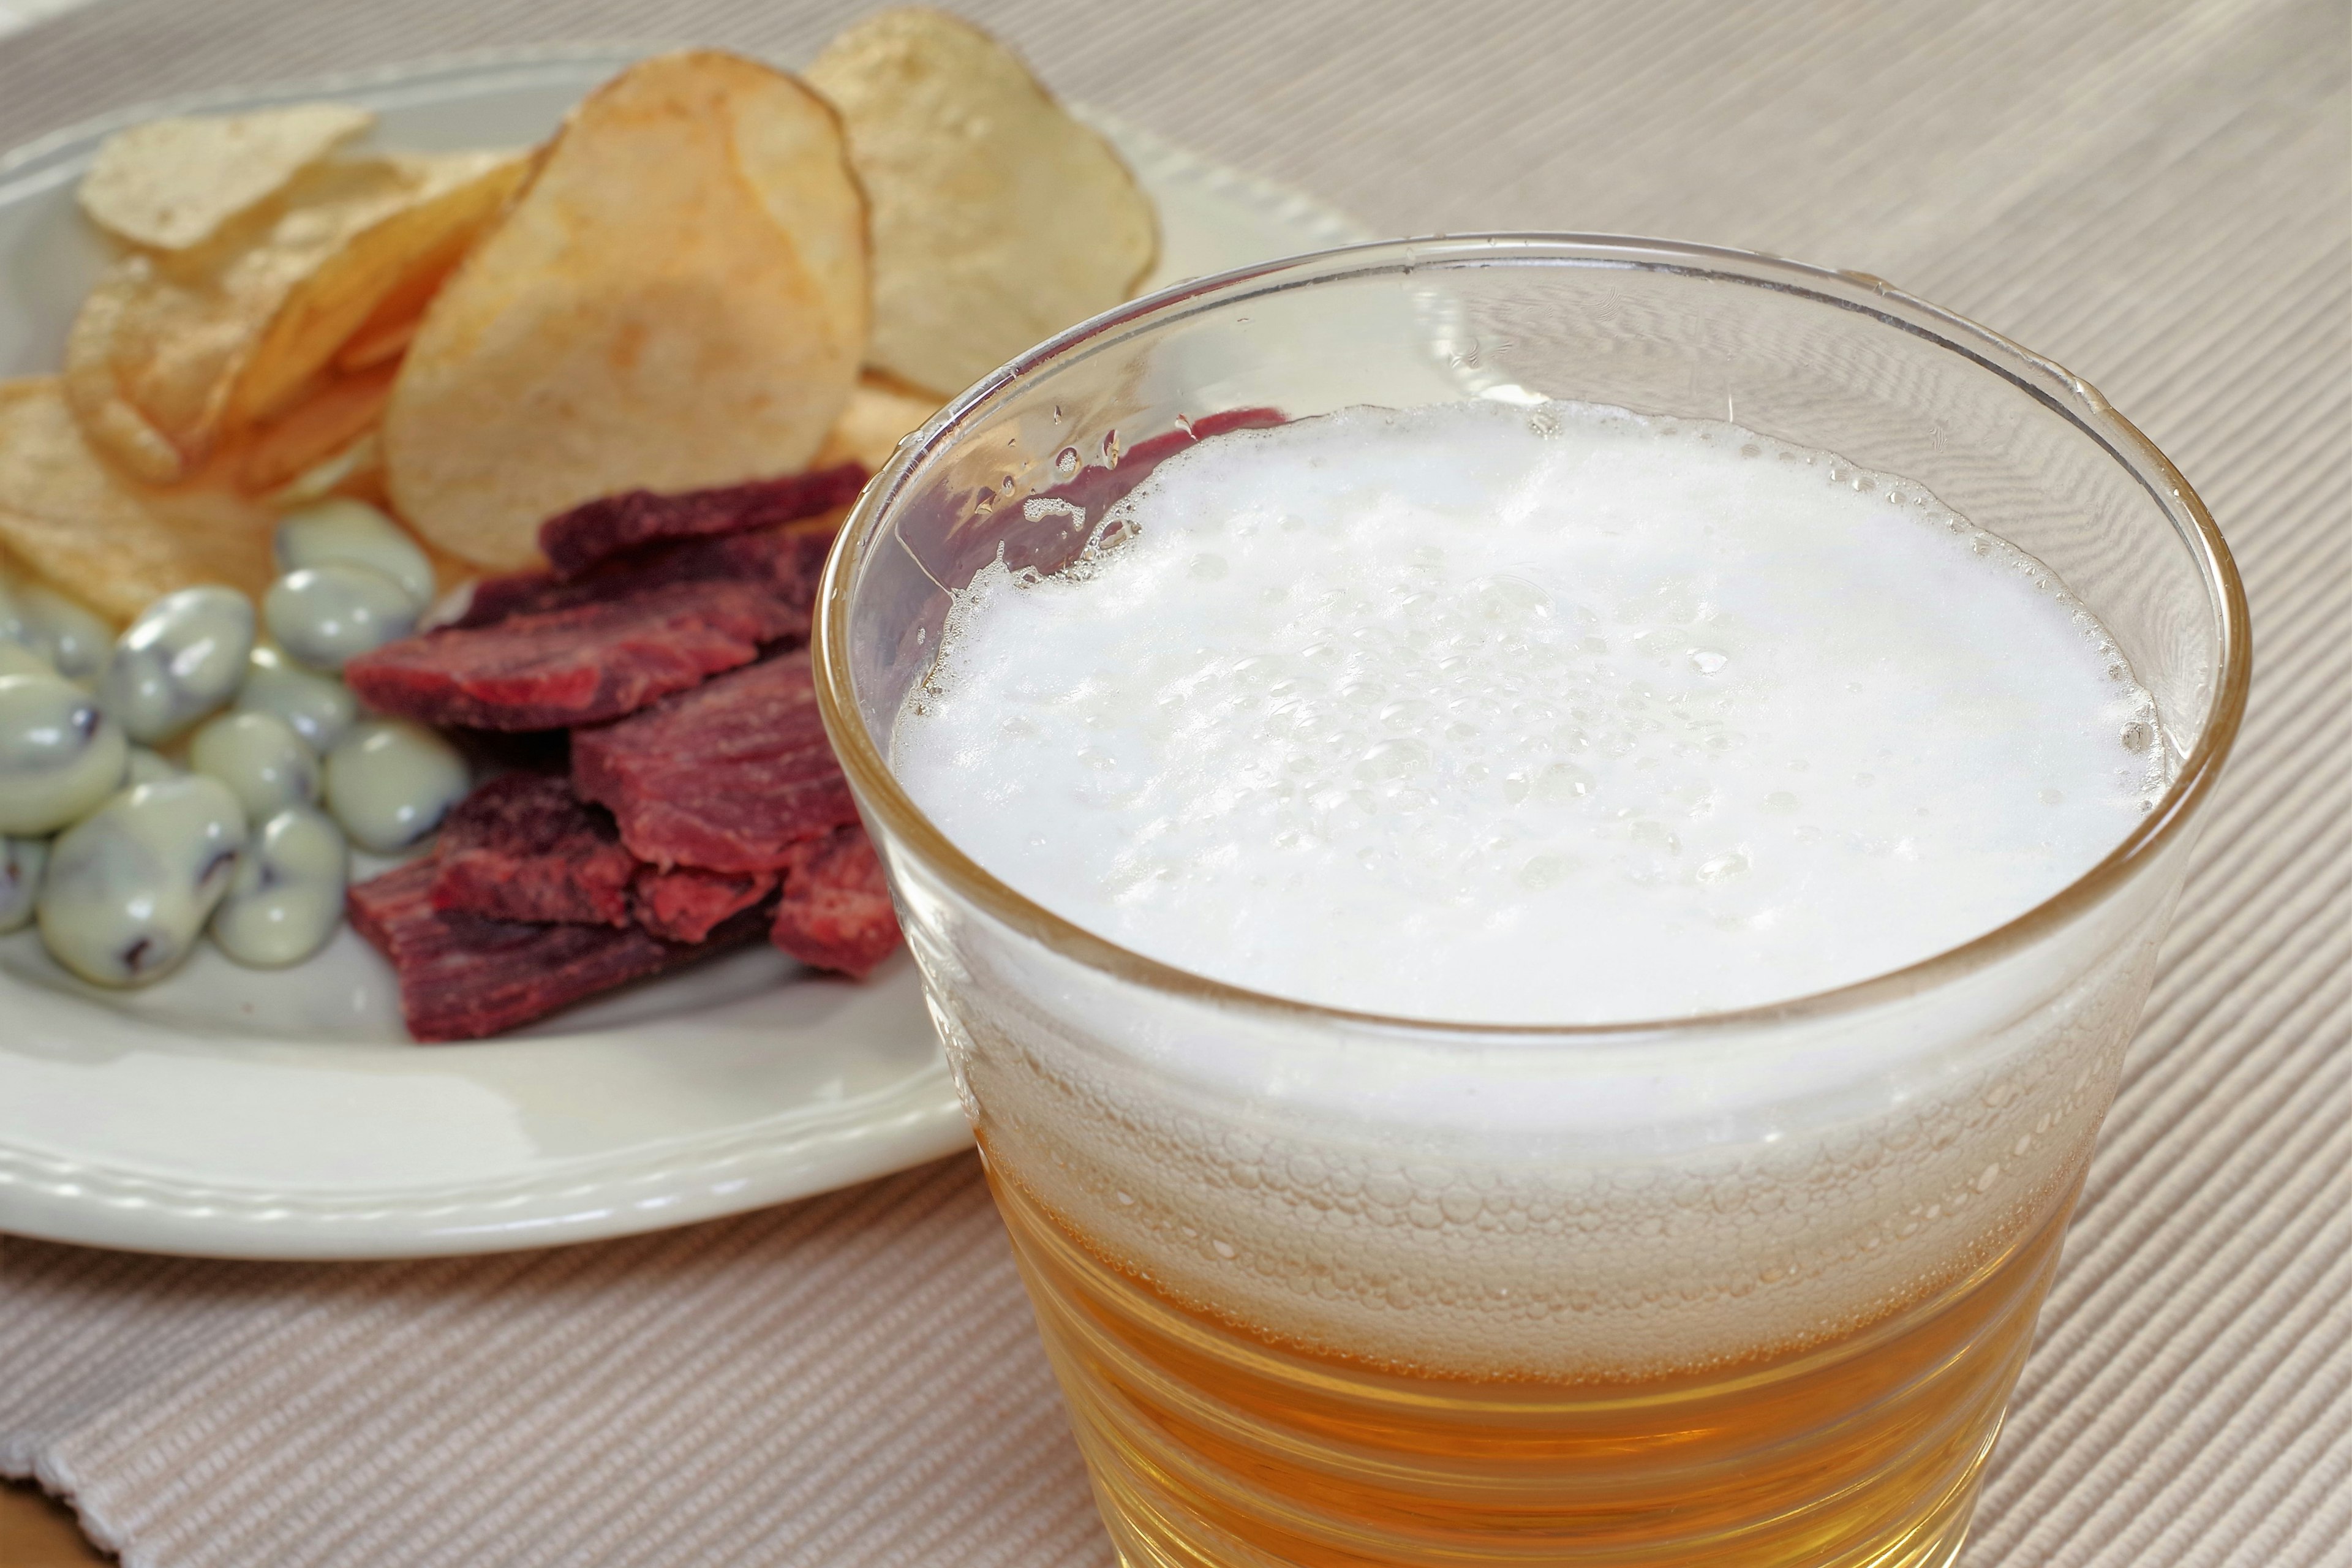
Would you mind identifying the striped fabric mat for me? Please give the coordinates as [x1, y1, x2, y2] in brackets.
[1, 1, 2345, 1564]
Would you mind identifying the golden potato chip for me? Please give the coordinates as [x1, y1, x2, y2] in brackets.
[64, 157, 417, 482]
[816, 372, 942, 471]
[334, 309, 421, 372]
[332, 260, 445, 372]
[323, 164, 513, 379]
[58, 266, 190, 481]
[238, 360, 398, 493]
[77, 102, 374, 252]
[807, 9, 1156, 398]
[384, 51, 868, 570]
[0, 378, 273, 622]
[230, 151, 524, 425]
[64, 153, 507, 484]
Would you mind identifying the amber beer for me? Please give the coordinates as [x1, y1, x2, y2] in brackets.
[947, 957, 2128, 1568]
[987, 1150, 2079, 1568]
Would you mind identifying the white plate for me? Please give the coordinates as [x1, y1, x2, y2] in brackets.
[0, 48, 1368, 1259]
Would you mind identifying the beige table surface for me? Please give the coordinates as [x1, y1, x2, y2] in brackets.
[1, 2, 2346, 1566]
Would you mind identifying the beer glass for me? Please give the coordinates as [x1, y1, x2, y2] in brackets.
[813, 237, 2249, 1567]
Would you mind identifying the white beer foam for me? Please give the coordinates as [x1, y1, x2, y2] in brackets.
[899, 399, 2164, 1025]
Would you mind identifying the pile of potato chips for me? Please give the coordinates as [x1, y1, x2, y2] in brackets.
[0, 6, 1158, 609]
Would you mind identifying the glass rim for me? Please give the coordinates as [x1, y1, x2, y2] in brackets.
[815, 233, 2252, 1044]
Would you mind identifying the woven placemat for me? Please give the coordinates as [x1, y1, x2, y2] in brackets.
[1, 1, 2346, 1564]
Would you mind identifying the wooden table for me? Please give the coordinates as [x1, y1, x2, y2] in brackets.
[0, 1483, 105, 1566]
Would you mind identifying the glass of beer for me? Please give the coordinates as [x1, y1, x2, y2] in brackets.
[812, 237, 2249, 1567]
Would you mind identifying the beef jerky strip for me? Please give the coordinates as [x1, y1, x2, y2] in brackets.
[430, 772, 636, 927]
[350, 858, 770, 1043]
[770, 823, 901, 979]
[448, 524, 835, 633]
[631, 864, 779, 944]
[347, 578, 797, 731]
[571, 650, 856, 874]
[539, 463, 866, 579]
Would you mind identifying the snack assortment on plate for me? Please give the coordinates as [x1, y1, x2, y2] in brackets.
[0, 9, 1161, 1040]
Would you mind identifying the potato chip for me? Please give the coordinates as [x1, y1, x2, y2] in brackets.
[383, 52, 868, 570]
[230, 151, 524, 425]
[335, 311, 421, 373]
[64, 153, 509, 484]
[333, 265, 442, 372]
[58, 267, 190, 481]
[328, 173, 516, 379]
[816, 372, 942, 471]
[239, 360, 398, 493]
[77, 102, 374, 252]
[807, 9, 1156, 398]
[0, 379, 273, 622]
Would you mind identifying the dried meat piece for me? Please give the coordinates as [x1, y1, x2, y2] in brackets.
[431, 776, 783, 944]
[430, 772, 635, 927]
[630, 863, 778, 944]
[347, 578, 796, 731]
[770, 823, 900, 978]
[572, 650, 857, 873]
[446, 524, 835, 632]
[349, 858, 768, 1042]
[540, 463, 867, 578]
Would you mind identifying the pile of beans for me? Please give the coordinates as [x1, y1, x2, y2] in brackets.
[1, 500, 468, 986]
